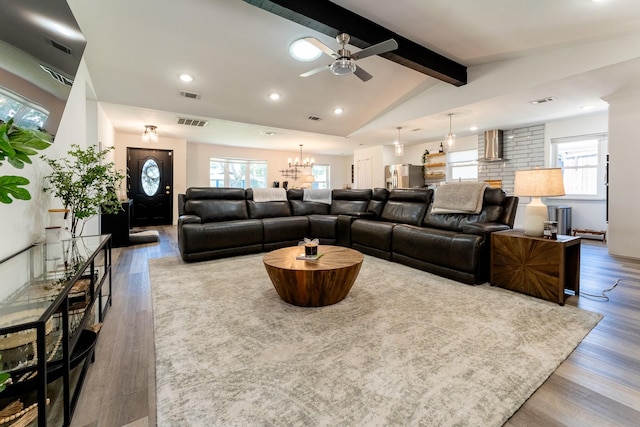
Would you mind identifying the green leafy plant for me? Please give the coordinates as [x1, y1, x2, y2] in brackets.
[0, 118, 52, 203]
[0, 354, 9, 393]
[421, 148, 430, 164]
[42, 144, 125, 237]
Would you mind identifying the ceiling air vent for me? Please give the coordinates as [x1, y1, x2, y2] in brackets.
[47, 38, 72, 55]
[307, 115, 322, 121]
[39, 64, 74, 87]
[529, 96, 555, 105]
[179, 90, 201, 100]
[177, 117, 208, 127]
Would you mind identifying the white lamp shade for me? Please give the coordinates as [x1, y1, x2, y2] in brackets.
[514, 168, 565, 197]
[514, 168, 565, 237]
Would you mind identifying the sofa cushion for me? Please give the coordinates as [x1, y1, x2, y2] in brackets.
[380, 188, 432, 226]
[180, 219, 263, 253]
[309, 214, 337, 243]
[262, 216, 309, 244]
[247, 201, 291, 219]
[351, 219, 394, 252]
[366, 188, 389, 216]
[290, 200, 331, 215]
[330, 189, 372, 215]
[393, 224, 482, 274]
[184, 188, 248, 222]
[424, 187, 507, 231]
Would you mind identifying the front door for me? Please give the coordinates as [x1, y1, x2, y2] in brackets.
[127, 148, 173, 226]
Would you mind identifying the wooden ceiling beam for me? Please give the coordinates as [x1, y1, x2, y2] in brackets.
[243, 0, 467, 86]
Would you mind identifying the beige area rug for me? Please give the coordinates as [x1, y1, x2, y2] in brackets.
[149, 253, 602, 426]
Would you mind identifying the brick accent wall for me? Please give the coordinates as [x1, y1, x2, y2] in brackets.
[478, 124, 545, 195]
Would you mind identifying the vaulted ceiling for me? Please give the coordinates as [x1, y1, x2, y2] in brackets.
[67, 0, 640, 155]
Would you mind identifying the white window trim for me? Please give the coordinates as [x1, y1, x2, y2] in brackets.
[209, 157, 268, 189]
[550, 133, 607, 201]
[0, 87, 49, 128]
[446, 149, 478, 182]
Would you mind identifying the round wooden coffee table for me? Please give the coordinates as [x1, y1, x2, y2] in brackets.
[263, 245, 364, 307]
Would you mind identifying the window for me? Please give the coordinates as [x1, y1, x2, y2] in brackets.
[551, 134, 607, 199]
[0, 88, 49, 130]
[310, 165, 330, 189]
[141, 159, 161, 196]
[209, 158, 268, 188]
[446, 149, 478, 181]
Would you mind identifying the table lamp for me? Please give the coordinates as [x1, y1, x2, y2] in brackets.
[514, 168, 565, 237]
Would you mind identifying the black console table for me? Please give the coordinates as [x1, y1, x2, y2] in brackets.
[0, 235, 112, 426]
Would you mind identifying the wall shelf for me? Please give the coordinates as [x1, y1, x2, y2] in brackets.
[424, 152, 447, 181]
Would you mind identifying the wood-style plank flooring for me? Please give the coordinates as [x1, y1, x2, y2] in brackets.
[70, 227, 640, 426]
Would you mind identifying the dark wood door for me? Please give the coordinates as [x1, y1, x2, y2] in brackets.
[127, 148, 173, 226]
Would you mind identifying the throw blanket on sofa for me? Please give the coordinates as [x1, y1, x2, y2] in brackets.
[252, 188, 288, 202]
[431, 182, 488, 214]
[303, 189, 332, 205]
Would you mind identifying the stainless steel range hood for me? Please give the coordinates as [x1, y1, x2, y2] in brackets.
[480, 129, 508, 162]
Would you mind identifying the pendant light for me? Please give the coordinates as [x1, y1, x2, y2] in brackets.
[394, 127, 404, 156]
[446, 114, 456, 150]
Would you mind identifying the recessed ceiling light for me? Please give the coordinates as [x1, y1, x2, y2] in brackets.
[333, 107, 344, 115]
[179, 73, 194, 82]
[289, 39, 323, 62]
[470, 125, 479, 131]
[269, 92, 281, 101]
[260, 131, 277, 136]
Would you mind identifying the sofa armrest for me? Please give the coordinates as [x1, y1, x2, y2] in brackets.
[462, 222, 510, 238]
[179, 214, 202, 225]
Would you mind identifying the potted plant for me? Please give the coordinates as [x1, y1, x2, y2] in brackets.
[42, 144, 125, 238]
[0, 118, 52, 203]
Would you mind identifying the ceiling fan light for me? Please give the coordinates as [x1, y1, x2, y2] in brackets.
[330, 58, 356, 76]
[289, 39, 322, 62]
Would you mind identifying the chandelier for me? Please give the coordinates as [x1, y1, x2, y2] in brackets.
[143, 125, 158, 143]
[281, 144, 314, 180]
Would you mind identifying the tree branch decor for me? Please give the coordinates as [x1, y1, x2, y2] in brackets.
[42, 144, 124, 237]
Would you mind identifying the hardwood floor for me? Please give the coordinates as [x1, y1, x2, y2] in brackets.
[70, 227, 640, 426]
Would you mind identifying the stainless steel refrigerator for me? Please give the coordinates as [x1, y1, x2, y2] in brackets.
[385, 164, 425, 189]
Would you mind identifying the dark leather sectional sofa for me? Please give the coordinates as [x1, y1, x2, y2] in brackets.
[177, 186, 518, 284]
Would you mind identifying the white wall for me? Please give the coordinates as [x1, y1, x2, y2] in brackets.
[0, 59, 95, 260]
[186, 142, 351, 190]
[604, 90, 640, 259]
[114, 133, 188, 225]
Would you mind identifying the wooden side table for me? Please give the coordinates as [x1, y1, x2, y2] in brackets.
[490, 229, 581, 305]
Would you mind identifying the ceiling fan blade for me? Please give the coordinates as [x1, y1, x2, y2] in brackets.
[354, 65, 373, 82]
[351, 38, 398, 61]
[303, 37, 338, 59]
[300, 64, 330, 77]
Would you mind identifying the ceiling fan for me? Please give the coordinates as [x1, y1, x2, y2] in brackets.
[300, 33, 398, 82]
